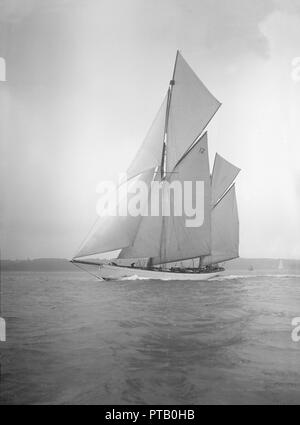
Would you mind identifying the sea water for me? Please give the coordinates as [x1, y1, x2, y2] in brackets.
[0, 270, 300, 404]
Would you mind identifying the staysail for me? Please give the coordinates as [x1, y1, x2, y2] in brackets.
[211, 153, 240, 207]
[119, 132, 212, 264]
[126, 95, 168, 180]
[74, 168, 155, 258]
[201, 184, 239, 266]
[118, 169, 163, 260]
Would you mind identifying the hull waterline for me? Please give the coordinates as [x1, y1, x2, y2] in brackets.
[95, 264, 221, 281]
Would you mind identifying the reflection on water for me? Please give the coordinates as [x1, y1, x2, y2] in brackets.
[0, 271, 300, 404]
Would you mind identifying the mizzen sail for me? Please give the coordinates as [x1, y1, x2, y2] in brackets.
[211, 153, 240, 206]
[201, 184, 239, 266]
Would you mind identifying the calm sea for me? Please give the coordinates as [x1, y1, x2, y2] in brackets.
[0, 270, 300, 405]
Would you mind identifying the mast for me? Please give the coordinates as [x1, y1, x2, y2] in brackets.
[160, 50, 179, 179]
[139, 131, 212, 266]
[157, 51, 179, 267]
[159, 84, 172, 266]
[117, 51, 223, 266]
[198, 256, 203, 270]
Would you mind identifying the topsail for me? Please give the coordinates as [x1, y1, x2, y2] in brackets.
[166, 52, 221, 173]
[126, 52, 221, 179]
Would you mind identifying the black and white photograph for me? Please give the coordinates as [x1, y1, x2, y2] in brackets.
[0, 0, 300, 409]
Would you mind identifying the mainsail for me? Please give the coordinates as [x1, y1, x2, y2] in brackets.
[201, 184, 239, 266]
[119, 133, 211, 263]
[211, 153, 240, 207]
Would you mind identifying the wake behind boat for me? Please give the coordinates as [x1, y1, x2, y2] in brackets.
[72, 51, 241, 281]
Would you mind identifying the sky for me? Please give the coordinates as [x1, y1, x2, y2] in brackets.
[0, 0, 300, 260]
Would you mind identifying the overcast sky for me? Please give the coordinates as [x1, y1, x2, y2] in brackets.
[0, 0, 300, 260]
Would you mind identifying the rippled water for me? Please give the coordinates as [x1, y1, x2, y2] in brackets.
[0, 271, 300, 404]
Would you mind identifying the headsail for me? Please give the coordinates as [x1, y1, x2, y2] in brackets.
[201, 184, 239, 266]
[126, 95, 168, 180]
[211, 153, 240, 207]
[74, 168, 155, 258]
[166, 52, 221, 172]
[118, 170, 163, 259]
[119, 132, 212, 264]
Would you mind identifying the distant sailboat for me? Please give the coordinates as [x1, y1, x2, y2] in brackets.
[72, 51, 241, 280]
[278, 259, 284, 270]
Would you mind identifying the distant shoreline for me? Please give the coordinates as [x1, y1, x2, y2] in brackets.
[1, 258, 76, 272]
[1, 257, 300, 272]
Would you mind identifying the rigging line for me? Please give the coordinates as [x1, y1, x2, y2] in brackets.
[167, 106, 181, 180]
[158, 54, 178, 263]
[211, 151, 218, 183]
[171, 212, 185, 263]
[212, 182, 236, 210]
[130, 166, 157, 250]
[71, 260, 104, 281]
[74, 170, 152, 259]
[172, 99, 222, 174]
[128, 92, 168, 182]
[72, 216, 99, 260]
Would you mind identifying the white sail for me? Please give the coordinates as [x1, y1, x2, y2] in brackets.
[201, 184, 239, 266]
[74, 51, 240, 274]
[118, 208, 162, 260]
[118, 174, 163, 260]
[278, 259, 284, 270]
[74, 168, 155, 258]
[120, 133, 212, 264]
[166, 52, 221, 172]
[126, 94, 167, 180]
[211, 153, 240, 206]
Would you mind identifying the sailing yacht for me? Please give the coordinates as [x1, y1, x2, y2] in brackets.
[72, 51, 241, 281]
[278, 259, 284, 270]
